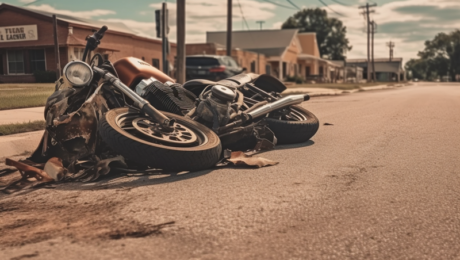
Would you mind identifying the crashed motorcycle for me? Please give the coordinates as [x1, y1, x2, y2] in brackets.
[29, 26, 221, 175]
[181, 73, 319, 150]
[26, 25, 318, 181]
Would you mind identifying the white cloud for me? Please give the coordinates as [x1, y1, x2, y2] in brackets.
[26, 4, 116, 18]
[272, 21, 283, 29]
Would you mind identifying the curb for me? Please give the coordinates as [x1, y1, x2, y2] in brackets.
[283, 84, 406, 97]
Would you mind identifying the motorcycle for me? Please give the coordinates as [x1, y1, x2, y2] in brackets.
[30, 26, 221, 174]
[27, 25, 318, 179]
[181, 73, 319, 150]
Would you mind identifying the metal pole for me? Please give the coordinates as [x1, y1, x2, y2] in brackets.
[371, 21, 376, 82]
[52, 15, 61, 78]
[162, 2, 167, 74]
[176, 0, 185, 83]
[366, 3, 370, 82]
[226, 0, 232, 56]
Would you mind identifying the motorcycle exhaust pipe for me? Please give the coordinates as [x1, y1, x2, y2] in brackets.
[217, 94, 309, 133]
[247, 94, 309, 119]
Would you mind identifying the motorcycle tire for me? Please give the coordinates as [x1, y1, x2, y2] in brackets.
[265, 105, 319, 145]
[99, 107, 222, 171]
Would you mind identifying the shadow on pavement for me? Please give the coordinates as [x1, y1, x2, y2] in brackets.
[54, 168, 217, 191]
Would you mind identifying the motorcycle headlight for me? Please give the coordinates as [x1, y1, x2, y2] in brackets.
[63, 61, 93, 87]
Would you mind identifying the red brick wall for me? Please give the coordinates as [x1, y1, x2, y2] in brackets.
[0, 9, 68, 48]
[0, 6, 177, 82]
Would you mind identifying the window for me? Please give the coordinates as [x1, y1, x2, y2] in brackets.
[74, 48, 84, 60]
[265, 64, 271, 75]
[29, 49, 46, 73]
[7, 50, 25, 74]
[305, 66, 311, 76]
[152, 58, 160, 69]
[250, 61, 256, 73]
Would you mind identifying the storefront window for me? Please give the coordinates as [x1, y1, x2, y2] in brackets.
[152, 59, 160, 69]
[7, 50, 25, 74]
[74, 48, 84, 60]
[29, 49, 46, 72]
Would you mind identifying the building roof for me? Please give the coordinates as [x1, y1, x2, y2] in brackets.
[206, 29, 298, 57]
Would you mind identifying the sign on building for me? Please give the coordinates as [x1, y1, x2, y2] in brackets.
[0, 25, 38, 42]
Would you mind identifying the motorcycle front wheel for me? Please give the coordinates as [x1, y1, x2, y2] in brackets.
[265, 105, 319, 144]
[99, 108, 222, 171]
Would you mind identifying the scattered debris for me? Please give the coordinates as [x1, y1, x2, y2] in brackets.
[226, 151, 278, 168]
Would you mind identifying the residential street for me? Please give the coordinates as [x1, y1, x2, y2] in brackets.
[1, 82, 459, 259]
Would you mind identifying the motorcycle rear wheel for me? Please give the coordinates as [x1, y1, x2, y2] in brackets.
[99, 108, 222, 171]
[265, 105, 319, 144]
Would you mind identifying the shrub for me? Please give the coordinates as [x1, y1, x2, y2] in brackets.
[34, 70, 57, 83]
[285, 75, 304, 84]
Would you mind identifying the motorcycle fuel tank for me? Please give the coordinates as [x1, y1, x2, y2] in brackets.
[114, 57, 174, 89]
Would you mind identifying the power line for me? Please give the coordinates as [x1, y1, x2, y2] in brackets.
[236, 0, 250, 30]
[23, 0, 44, 6]
[318, 0, 346, 17]
[262, 0, 297, 10]
[330, 0, 348, 6]
[286, 0, 301, 10]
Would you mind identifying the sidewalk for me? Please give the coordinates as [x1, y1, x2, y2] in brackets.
[0, 106, 45, 125]
[0, 130, 43, 158]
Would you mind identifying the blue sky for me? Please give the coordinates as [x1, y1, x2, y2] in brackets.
[2, 0, 459, 63]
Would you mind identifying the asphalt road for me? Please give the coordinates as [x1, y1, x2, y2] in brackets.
[1, 82, 459, 259]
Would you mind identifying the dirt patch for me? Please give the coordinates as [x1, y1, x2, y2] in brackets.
[0, 190, 173, 247]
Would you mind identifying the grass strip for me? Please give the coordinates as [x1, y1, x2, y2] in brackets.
[0, 120, 46, 136]
[0, 83, 55, 110]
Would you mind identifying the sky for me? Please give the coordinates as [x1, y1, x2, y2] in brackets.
[1, 0, 460, 63]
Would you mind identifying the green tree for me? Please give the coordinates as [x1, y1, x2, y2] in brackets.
[281, 8, 351, 60]
[405, 58, 429, 80]
[418, 30, 460, 81]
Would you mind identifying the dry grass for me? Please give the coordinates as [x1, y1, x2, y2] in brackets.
[0, 83, 55, 110]
[0, 120, 46, 136]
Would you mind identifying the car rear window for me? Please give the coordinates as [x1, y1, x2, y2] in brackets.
[186, 57, 220, 66]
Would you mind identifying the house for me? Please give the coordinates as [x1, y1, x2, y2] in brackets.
[189, 29, 343, 82]
[346, 58, 406, 82]
[0, 3, 176, 83]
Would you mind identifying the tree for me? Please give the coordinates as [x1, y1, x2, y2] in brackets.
[281, 8, 352, 60]
[417, 30, 460, 81]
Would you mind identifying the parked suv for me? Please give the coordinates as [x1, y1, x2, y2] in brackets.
[186, 55, 245, 81]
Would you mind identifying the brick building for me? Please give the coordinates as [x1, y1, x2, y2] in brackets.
[0, 3, 176, 83]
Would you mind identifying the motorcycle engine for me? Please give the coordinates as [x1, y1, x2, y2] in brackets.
[196, 85, 236, 129]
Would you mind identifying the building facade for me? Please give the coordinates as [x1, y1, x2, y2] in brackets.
[202, 29, 343, 82]
[0, 3, 176, 83]
[346, 58, 406, 82]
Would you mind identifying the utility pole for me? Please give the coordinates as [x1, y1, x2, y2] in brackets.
[386, 41, 395, 61]
[359, 3, 377, 82]
[226, 0, 232, 57]
[52, 15, 61, 78]
[371, 20, 376, 82]
[161, 2, 169, 75]
[256, 21, 265, 30]
[176, 0, 185, 83]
